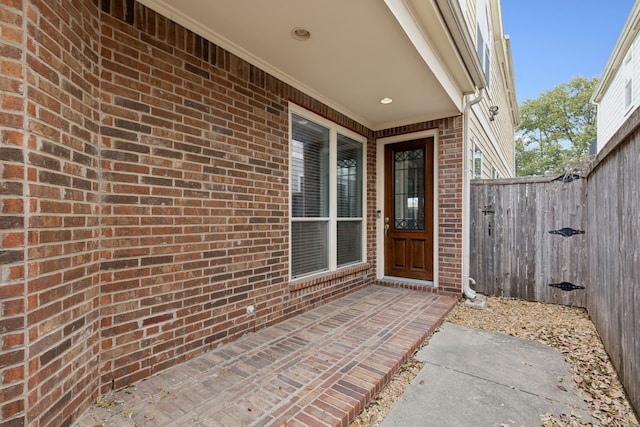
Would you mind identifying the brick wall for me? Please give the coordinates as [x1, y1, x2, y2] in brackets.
[436, 116, 464, 296]
[22, 1, 103, 426]
[1, 1, 28, 425]
[97, 3, 294, 391]
[0, 0, 463, 425]
[0, 1, 103, 426]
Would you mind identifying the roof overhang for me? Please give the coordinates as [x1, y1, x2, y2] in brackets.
[138, 0, 482, 130]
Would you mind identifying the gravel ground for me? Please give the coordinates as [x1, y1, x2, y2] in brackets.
[350, 296, 639, 427]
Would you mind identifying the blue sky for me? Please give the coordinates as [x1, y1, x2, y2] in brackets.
[501, 1, 636, 104]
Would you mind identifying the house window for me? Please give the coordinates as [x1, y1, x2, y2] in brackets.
[625, 78, 632, 110]
[290, 110, 365, 279]
[473, 144, 483, 179]
[476, 0, 491, 87]
[624, 50, 633, 111]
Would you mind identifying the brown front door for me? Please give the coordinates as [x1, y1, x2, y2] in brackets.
[384, 138, 434, 281]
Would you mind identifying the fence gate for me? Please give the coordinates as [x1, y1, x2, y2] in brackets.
[470, 175, 587, 307]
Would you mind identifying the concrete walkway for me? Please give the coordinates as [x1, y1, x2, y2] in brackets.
[382, 322, 592, 427]
[74, 285, 456, 427]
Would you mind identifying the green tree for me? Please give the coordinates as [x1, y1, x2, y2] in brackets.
[516, 76, 597, 176]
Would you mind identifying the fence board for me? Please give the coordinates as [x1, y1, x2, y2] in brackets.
[585, 127, 640, 416]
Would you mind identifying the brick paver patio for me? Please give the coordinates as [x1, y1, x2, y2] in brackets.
[74, 285, 456, 427]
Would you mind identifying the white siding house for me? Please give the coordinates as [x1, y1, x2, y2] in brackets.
[460, 0, 519, 178]
[592, 1, 640, 152]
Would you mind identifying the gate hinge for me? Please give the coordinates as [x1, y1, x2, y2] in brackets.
[548, 227, 585, 237]
[549, 282, 585, 291]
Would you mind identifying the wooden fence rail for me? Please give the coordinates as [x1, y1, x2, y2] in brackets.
[469, 108, 640, 416]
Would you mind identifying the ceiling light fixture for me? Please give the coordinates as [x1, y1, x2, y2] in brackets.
[291, 28, 311, 41]
[380, 97, 393, 104]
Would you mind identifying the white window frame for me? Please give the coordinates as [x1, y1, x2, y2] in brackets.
[473, 144, 483, 179]
[624, 50, 633, 112]
[476, 0, 491, 88]
[491, 164, 501, 179]
[289, 104, 367, 280]
[625, 78, 633, 111]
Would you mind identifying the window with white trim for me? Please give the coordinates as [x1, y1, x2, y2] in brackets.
[624, 50, 633, 111]
[491, 165, 501, 179]
[290, 110, 365, 279]
[476, 0, 491, 88]
[625, 78, 632, 110]
[473, 144, 483, 179]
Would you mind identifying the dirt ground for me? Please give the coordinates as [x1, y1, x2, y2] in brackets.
[350, 296, 639, 427]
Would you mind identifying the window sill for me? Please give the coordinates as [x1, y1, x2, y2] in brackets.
[290, 263, 371, 292]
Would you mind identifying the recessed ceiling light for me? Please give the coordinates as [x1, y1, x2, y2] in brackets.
[291, 28, 311, 41]
[380, 97, 393, 104]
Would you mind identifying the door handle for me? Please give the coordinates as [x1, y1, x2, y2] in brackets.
[384, 217, 390, 236]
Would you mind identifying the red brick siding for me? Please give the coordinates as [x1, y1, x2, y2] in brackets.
[436, 116, 464, 296]
[365, 133, 378, 281]
[0, 1, 27, 425]
[97, 6, 292, 392]
[1, 0, 464, 425]
[21, 1, 103, 426]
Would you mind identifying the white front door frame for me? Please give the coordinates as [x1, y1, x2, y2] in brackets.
[375, 129, 439, 287]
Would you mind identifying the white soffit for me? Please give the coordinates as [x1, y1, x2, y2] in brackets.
[138, 0, 466, 130]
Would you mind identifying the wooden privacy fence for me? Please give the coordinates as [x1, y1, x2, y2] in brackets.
[470, 108, 640, 416]
[470, 175, 587, 307]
